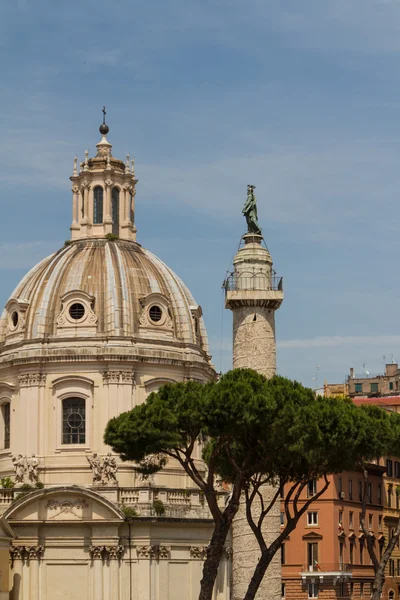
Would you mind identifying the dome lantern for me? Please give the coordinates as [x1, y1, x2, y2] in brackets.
[70, 108, 138, 242]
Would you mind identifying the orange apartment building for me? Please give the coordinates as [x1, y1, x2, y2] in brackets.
[281, 466, 386, 600]
[281, 395, 400, 600]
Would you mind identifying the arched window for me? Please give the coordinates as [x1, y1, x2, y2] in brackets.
[93, 186, 104, 224]
[62, 398, 86, 444]
[112, 187, 120, 236]
[1, 403, 10, 449]
[389, 591, 395, 600]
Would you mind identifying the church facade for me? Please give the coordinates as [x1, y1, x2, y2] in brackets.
[0, 119, 230, 600]
[0, 117, 283, 599]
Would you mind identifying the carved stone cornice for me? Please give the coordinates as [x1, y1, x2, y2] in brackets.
[19, 373, 46, 387]
[189, 546, 207, 559]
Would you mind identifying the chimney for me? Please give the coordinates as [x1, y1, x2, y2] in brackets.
[350, 367, 354, 379]
[386, 363, 398, 377]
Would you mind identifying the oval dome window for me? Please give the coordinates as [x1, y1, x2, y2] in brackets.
[149, 305, 162, 323]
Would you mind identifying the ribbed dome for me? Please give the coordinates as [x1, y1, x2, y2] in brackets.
[0, 238, 210, 356]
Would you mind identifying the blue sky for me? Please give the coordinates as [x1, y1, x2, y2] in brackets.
[2, 0, 400, 388]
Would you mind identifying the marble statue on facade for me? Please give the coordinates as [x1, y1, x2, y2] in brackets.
[87, 453, 102, 484]
[27, 454, 39, 484]
[103, 453, 118, 485]
[87, 453, 118, 485]
[12, 454, 25, 484]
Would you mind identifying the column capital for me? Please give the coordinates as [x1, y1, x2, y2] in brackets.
[90, 545, 104, 560]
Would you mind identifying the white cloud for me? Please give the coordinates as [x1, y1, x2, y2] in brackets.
[83, 48, 122, 67]
[278, 334, 400, 349]
[138, 136, 400, 229]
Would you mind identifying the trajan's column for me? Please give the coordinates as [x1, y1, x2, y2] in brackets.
[224, 185, 284, 599]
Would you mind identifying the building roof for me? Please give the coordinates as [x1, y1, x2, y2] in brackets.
[352, 396, 400, 407]
[0, 238, 211, 358]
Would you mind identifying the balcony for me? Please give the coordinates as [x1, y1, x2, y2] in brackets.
[301, 563, 352, 585]
[223, 273, 283, 292]
[223, 273, 284, 310]
[117, 487, 221, 519]
[0, 487, 226, 520]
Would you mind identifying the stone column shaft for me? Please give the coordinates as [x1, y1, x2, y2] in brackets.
[225, 233, 284, 600]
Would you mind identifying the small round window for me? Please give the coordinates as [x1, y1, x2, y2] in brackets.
[149, 305, 162, 323]
[11, 311, 19, 328]
[69, 303, 85, 320]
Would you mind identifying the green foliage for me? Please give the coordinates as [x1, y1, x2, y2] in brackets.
[105, 369, 397, 487]
[105, 380, 209, 465]
[104, 368, 400, 600]
[19, 483, 34, 491]
[105, 233, 119, 241]
[0, 477, 14, 489]
[153, 499, 166, 516]
[121, 505, 138, 520]
[64, 239, 72, 246]
[35, 481, 44, 489]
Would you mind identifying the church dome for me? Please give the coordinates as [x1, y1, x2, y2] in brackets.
[0, 237, 210, 364]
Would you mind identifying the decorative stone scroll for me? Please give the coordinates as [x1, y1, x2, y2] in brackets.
[10, 545, 44, 565]
[18, 373, 46, 387]
[27, 546, 44, 560]
[190, 546, 208, 560]
[90, 546, 104, 560]
[102, 371, 135, 385]
[47, 499, 88, 518]
[89, 545, 125, 561]
[106, 545, 125, 560]
[224, 546, 233, 559]
[136, 545, 170, 560]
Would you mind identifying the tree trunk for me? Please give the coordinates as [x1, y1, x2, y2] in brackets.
[243, 551, 271, 600]
[199, 520, 231, 600]
[371, 565, 385, 600]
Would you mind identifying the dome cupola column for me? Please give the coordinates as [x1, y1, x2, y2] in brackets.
[224, 185, 283, 600]
[69, 108, 138, 242]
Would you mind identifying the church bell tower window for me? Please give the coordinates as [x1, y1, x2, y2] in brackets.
[93, 186, 104, 224]
[62, 397, 86, 444]
[2, 403, 10, 449]
[112, 187, 120, 236]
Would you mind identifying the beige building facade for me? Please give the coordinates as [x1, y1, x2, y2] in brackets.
[0, 120, 231, 599]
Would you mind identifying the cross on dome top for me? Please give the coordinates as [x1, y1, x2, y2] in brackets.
[99, 106, 109, 136]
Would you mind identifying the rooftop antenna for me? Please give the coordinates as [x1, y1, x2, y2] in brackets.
[312, 365, 320, 389]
